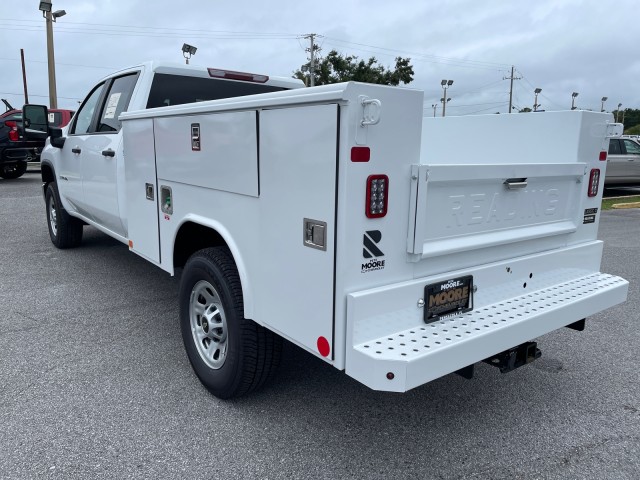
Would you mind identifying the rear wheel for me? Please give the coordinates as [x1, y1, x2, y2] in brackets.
[45, 182, 83, 248]
[0, 161, 27, 179]
[179, 247, 282, 399]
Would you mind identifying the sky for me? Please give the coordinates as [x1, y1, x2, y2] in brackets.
[1, 0, 638, 117]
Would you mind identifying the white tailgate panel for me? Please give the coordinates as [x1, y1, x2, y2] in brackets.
[123, 118, 160, 263]
[153, 111, 259, 197]
[410, 163, 584, 258]
[255, 104, 337, 358]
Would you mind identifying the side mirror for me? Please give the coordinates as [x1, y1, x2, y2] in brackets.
[50, 127, 65, 148]
[21, 104, 49, 140]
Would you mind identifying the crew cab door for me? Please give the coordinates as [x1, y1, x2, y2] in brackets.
[81, 73, 138, 237]
[57, 81, 106, 218]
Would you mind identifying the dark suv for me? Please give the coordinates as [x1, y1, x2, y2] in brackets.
[1, 108, 74, 179]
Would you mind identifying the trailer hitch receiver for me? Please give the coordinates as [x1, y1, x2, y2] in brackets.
[483, 341, 541, 373]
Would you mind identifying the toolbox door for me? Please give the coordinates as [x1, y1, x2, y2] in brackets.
[123, 118, 160, 263]
[254, 104, 338, 359]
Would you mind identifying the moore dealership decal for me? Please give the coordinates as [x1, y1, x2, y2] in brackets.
[362, 230, 385, 273]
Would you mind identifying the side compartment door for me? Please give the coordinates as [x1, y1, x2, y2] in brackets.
[254, 104, 338, 359]
[123, 118, 160, 263]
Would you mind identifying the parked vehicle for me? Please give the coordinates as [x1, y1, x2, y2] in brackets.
[0, 107, 74, 179]
[606, 136, 640, 186]
[22, 62, 629, 399]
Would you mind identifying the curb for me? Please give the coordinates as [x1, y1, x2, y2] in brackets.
[611, 202, 640, 209]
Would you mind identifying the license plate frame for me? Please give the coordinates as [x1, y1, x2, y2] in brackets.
[424, 275, 473, 323]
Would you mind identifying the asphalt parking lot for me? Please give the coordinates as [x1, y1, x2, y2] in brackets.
[1, 172, 639, 479]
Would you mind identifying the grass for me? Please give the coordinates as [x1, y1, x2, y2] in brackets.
[601, 195, 640, 210]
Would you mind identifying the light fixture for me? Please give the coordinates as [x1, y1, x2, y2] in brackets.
[182, 43, 197, 64]
[39, 0, 52, 12]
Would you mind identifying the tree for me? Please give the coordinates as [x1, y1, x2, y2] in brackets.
[294, 50, 414, 86]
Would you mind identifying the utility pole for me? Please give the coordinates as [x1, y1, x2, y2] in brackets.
[304, 33, 319, 87]
[504, 66, 521, 114]
[20, 49, 29, 104]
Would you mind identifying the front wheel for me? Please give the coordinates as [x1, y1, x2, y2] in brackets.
[179, 247, 282, 399]
[45, 182, 83, 248]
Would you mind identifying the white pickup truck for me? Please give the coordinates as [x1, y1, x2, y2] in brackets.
[23, 62, 628, 399]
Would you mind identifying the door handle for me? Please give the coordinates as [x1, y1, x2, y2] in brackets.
[504, 178, 528, 190]
[71, 147, 81, 154]
[102, 149, 115, 157]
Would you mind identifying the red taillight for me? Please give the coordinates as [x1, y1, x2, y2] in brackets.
[599, 151, 607, 161]
[207, 68, 268, 83]
[366, 175, 388, 218]
[351, 146, 370, 162]
[5, 120, 19, 141]
[588, 169, 600, 197]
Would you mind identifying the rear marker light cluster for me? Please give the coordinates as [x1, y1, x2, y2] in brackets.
[366, 175, 388, 218]
[588, 169, 600, 197]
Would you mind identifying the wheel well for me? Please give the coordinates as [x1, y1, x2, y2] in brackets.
[41, 163, 55, 184]
[173, 222, 227, 269]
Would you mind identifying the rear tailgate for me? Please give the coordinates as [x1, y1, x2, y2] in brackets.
[407, 162, 584, 259]
[344, 110, 628, 392]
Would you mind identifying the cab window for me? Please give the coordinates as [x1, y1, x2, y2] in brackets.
[608, 139, 621, 155]
[97, 73, 138, 133]
[71, 83, 106, 135]
[623, 139, 640, 155]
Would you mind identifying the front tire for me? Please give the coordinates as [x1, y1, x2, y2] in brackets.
[45, 182, 83, 248]
[179, 247, 282, 399]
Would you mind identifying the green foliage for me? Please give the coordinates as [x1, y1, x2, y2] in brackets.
[294, 50, 414, 86]
[624, 124, 640, 135]
[611, 108, 640, 131]
[519, 107, 532, 113]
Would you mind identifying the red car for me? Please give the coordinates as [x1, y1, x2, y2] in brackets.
[1, 107, 75, 179]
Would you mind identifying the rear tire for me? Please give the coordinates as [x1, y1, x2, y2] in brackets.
[45, 182, 83, 248]
[179, 247, 282, 399]
[0, 161, 27, 179]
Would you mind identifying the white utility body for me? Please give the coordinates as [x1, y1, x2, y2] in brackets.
[31, 62, 628, 398]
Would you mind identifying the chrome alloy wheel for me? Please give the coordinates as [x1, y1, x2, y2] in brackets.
[189, 280, 228, 369]
[48, 195, 58, 237]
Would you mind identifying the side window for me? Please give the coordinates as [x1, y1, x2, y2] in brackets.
[608, 139, 621, 155]
[71, 83, 106, 135]
[97, 73, 138, 133]
[623, 139, 640, 155]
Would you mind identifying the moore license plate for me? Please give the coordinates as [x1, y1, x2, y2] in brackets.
[424, 275, 473, 323]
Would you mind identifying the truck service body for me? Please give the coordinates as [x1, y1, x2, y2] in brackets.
[26, 61, 628, 398]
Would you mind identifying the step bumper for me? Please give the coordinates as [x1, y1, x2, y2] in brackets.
[346, 272, 628, 392]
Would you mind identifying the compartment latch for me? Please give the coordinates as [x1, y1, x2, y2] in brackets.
[303, 218, 327, 251]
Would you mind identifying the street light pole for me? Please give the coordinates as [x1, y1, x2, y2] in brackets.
[600, 96, 608, 112]
[571, 92, 579, 110]
[441, 79, 453, 117]
[431, 104, 437, 117]
[39, 1, 65, 109]
[533, 88, 542, 112]
[616, 103, 622, 122]
[45, 9, 57, 109]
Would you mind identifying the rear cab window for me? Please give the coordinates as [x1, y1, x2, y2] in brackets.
[146, 73, 287, 108]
